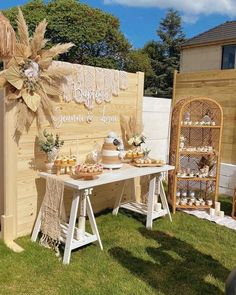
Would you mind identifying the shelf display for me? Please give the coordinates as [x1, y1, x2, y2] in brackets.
[169, 97, 223, 213]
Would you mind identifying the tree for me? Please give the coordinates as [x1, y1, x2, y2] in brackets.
[3, 0, 131, 69]
[125, 49, 154, 79]
[144, 9, 185, 98]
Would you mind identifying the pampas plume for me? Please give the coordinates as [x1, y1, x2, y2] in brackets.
[120, 114, 143, 148]
[31, 19, 48, 58]
[16, 8, 29, 46]
[43, 42, 75, 59]
[46, 65, 73, 79]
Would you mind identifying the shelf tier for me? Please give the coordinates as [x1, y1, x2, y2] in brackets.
[180, 125, 221, 129]
[177, 177, 216, 181]
[176, 204, 211, 209]
[179, 151, 218, 156]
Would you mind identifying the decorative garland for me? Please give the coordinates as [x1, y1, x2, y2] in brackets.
[57, 61, 128, 110]
[0, 8, 74, 135]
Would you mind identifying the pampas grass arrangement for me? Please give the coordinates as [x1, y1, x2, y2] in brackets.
[120, 114, 143, 149]
[0, 8, 74, 136]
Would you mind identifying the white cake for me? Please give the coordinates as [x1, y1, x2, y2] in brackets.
[101, 135, 123, 169]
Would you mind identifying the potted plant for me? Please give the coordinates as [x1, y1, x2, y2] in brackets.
[38, 129, 64, 173]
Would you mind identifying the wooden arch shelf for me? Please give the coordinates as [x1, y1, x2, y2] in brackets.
[168, 97, 223, 213]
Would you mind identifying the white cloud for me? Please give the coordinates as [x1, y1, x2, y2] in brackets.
[104, 0, 236, 23]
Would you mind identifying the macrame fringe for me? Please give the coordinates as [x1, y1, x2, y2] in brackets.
[39, 234, 61, 258]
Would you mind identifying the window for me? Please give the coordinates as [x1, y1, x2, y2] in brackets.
[221, 45, 236, 69]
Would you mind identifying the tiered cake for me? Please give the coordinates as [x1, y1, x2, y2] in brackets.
[102, 134, 123, 169]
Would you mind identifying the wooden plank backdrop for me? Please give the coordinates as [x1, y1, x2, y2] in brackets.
[12, 67, 144, 237]
[173, 69, 236, 165]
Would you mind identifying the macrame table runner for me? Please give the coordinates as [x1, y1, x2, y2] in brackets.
[40, 175, 64, 255]
[183, 209, 236, 231]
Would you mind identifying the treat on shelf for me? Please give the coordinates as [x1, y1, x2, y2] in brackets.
[181, 120, 217, 126]
[179, 135, 186, 149]
[54, 155, 77, 176]
[207, 200, 213, 206]
[179, 145, 215, 153]
[75, 163, 103, 180]
[175, 189, 214, 208]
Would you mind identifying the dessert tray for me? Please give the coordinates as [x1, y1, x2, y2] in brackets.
[74, 171, 103, 180]
[133, 158, 165, 167]
[74, 163, 103, 180]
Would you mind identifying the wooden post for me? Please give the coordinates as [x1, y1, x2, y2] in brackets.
[0, 90, 4, 222]
[135, 71, 144, 203]
[172, 70, 178, 105]
[1, 88, 23, 252]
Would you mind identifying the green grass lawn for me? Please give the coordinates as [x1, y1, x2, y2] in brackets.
[0, 196, 235, 295]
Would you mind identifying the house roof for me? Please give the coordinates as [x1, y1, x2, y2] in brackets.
[181, 21, 236, 48]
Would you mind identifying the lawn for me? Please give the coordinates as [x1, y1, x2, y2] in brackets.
[0, 196, 235, 295]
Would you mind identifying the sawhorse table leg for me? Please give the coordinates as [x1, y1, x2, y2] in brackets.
[31, 188, 103, 265]
[113, 173, 172, 229]
[63, 191, 80, 264]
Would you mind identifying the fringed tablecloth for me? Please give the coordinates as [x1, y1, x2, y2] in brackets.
[40, 175, 64, 256]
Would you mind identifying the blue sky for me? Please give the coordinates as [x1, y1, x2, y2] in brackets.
[0, 0, 234, 48]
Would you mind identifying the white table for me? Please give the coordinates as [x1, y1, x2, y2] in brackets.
[31, 164, 174, 264]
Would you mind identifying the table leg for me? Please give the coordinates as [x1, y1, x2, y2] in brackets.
[146, 176, 156, 229]
[31, 206, 42, 242]
[77, 192, 86, 240]
[63, 192, 80, 264]
[86, 194, 103, 250]
[112, 180, 126, 216]
[159, 175, 172, 222]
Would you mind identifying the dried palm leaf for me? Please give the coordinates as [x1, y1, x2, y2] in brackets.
[6, 89, 21, 100]
[16, 8, 29, 47]
[5, 65, 23, 89]
[21, 88, 41, 112]
[6, 56, 24, 68]
[31, 19, 47, 58]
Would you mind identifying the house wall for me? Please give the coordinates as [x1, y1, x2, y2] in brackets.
[220, 163, 236, 196]
[180, 45, 222, 72]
